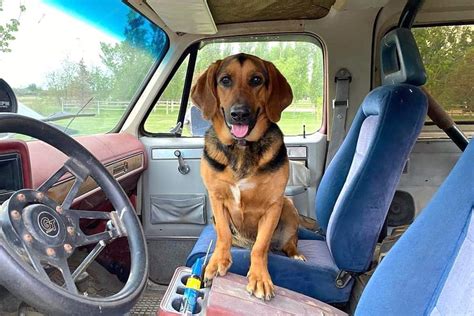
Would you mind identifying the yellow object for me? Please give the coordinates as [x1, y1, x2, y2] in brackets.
[186, 276, 201, 290]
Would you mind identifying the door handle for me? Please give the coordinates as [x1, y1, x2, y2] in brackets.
[174, 150, 190, 175]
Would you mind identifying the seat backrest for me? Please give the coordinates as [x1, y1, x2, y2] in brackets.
[355, 139, 473, 315]
[190, 105, 211, 136]
[315, 28, 428, 273]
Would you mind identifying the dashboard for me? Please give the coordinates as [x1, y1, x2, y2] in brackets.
[0, 140, 32, 204]
[0, 134, 147, 209]
[0, 154, 24, 202]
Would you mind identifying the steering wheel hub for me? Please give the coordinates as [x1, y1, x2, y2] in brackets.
[3, 189, 75, 256]
[24, 204, 64, 243]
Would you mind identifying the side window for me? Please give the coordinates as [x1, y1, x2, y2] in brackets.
[413, 25, 473, 125]
[144, 55, 190, 133]
[143, 37, 324, 136]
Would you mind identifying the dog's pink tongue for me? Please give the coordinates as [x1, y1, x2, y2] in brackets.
[231, 124, 249, 138]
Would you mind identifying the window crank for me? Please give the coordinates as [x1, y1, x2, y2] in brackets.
[174, 150, 190, 175]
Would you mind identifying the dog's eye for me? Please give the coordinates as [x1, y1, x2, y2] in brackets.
[249, 76, 263, 87]
[219, 76, 232, 87]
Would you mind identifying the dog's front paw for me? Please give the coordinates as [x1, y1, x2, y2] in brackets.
[292, 254, 307, 261]
[246, 265, 275, 301]
[203, 250, 232, 287]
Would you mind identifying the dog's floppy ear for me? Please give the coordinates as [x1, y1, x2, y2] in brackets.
[264, 61, 293, 123]
[191, 60, 222, 120]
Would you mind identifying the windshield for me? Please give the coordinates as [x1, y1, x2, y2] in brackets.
[0, 0, 168, 139]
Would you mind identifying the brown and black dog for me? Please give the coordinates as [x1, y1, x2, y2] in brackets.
[191, 53, 305, 300]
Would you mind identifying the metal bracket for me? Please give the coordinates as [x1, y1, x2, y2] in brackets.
[335, 270, 353, 289]
[169, 122, 182, 135]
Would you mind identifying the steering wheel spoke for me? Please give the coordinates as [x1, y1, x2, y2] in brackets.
[56, 257, 79, 294]
[37, 158, 90, 210]
[65, 209, 124, 247]
[75, 229, 118, 247]
[69, 209, 112, 221]
[37, 165, 69, 194]
[22, 243, 50, 281]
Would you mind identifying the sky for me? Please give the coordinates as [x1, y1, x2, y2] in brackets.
[0, 0, 120, 88]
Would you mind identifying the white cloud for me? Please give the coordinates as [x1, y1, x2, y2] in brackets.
[0, 0, 118, 88]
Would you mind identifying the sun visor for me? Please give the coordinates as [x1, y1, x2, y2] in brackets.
[146, 0, 217, 35]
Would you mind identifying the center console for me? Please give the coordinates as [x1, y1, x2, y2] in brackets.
[159, 267, 347, 315]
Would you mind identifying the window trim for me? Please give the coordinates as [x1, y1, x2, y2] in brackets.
[140, 43, 200, 137]
[140, 32, 326, 137]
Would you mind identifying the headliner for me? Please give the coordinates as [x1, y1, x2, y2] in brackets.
[207, 0, 335, 24]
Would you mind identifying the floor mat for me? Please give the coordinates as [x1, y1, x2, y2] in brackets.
[130, 281, 168, 315]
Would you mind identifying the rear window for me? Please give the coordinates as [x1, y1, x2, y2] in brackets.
[413, 25, 473, 124]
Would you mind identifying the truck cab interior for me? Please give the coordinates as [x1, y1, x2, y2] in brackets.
[0, 0, 472, 315]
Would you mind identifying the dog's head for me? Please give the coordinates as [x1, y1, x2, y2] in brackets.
[191, 53, 293, 144]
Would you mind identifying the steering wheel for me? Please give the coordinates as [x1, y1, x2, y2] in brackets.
[0, 114, 148, 315]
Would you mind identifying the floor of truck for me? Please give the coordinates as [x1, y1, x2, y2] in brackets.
[130, 280, 168, 315]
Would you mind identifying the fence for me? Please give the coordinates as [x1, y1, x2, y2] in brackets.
[63, 100, 474, 119]
[61, 99, 182, 115]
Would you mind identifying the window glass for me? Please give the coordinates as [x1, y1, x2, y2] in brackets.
[144, 56, 190, 133]
[0, 0, 168, 140]
[413, 25, 473, 123]
[143, 37, 324, 137]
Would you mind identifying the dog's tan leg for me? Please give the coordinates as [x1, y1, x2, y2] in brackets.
[281, 236, 306, 261]
[246, 200, 283, 300]
[280, 198, 306, 261]
[203, 194, 233, 286]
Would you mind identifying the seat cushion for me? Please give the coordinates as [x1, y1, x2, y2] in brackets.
[186, 225, 352, 303]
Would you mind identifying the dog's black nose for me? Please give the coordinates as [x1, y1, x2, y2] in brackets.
[230, 105, 251, 123]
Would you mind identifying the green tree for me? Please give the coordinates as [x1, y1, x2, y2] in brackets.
[0, 2, 25, 53]
[46, 59, 79, 104]
[414, 25, 473, 106]
[98, 11, 166, 101]
[444, 47, 474, 113]
[161, 57, 189, 101]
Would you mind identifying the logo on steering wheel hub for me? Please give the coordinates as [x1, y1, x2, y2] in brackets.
[37, 212, 59, 237]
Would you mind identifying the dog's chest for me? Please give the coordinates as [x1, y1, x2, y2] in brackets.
[226, 178, 262, 233]
[229, 178, 257, 205]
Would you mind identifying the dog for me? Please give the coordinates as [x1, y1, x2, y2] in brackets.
[191, 53, 305, 301]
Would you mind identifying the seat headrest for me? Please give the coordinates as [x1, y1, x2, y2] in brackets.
[380, 28, 426, 86]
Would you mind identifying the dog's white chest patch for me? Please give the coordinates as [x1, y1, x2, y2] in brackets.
[237, 179, 256, 191]
[229, 180, 255, 204]
[230, 184, 241, 204]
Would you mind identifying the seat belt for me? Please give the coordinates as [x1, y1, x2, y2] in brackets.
[326, 68, 352, 167]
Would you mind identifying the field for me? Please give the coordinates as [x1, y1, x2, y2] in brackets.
[17, 96, 323, 138]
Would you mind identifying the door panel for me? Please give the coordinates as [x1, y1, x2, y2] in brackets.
[141, 137, 208, 239]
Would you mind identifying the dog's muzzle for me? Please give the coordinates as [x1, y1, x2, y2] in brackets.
[226, 104, 257, 139]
